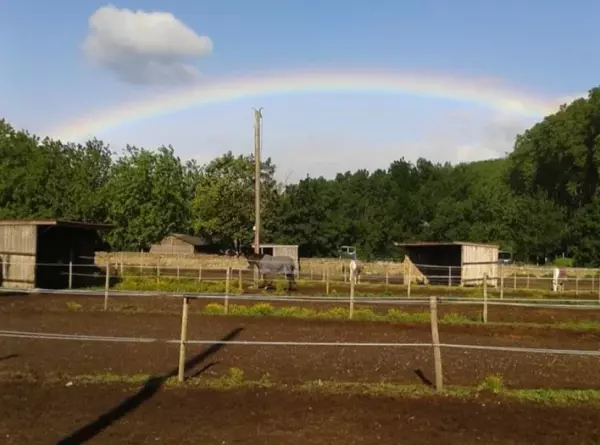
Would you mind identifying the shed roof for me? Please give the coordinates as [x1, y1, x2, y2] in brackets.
[0, 219, 113, 231]
[252, 243, 299, 248]
[394, 241, 500, 249]
[170, 233, 208, 246]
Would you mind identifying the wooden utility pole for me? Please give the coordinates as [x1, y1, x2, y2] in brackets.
[253, 107, 263, 254]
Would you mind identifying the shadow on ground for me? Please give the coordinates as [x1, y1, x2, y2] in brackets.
[56, 327, 244, 444]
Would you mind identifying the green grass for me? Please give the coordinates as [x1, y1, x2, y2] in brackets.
[202, 302, 478, 324]
[101, 275, 600, 301]
[199, 302, 600, 332]
[56, 297, 600, 332]
[3, 369, 600, 407]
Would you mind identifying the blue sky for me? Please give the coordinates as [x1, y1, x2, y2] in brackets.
[1, 1, 598, 180]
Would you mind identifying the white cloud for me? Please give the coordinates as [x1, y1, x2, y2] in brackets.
[82, 4, 213, 85]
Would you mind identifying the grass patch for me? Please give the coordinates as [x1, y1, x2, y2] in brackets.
[98, 274, 600, 301]
[200, 302, 478, 325]
[199, 302, 600, 332]
[113, 277, 244, 295]
[4, 370, 600, 407]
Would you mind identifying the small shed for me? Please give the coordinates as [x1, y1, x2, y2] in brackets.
[252, 243, 300, 277]
[0, 219, 113, 290]
[150, 234, 209, 255]
[394, 241, 499, 287]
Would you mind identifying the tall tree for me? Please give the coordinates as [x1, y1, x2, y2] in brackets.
[105, 145, 193, 250]
[191, 151, 280, 250]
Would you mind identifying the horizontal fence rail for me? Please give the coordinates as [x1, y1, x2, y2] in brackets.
[2, 329, 600, 357]
[3, 286, 600, 310]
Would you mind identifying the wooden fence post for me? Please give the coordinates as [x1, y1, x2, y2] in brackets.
[326, 268, 330, 295]
[225, 268, 231, 314]
[482, 273, 488, 323]
[500, 264, 504, 300]
[526, 272, 530, 289]
[575, 270, 579, 296]
[198, 265, 202, 282]
[448, 266, 452, 288]
[68, 261, 73, 290]
[385, 266, 389, 287]
[429, 297, 443, 392]
[513, 271, 517, 290]
[238, 268, 243, 291]
[104, 265, 110, 311]
[156, 259, 160, 288]
[178, 296, 190, 383]
[407, 266, 412, 298]
[349, 279, 355, 319]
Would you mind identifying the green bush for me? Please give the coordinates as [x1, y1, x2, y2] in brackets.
[552, 257, 574, 268]
[203, 303, 225, 315]
[248, 303, 275, 316]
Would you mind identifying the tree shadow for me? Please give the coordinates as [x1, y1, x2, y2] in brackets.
[414, 368, 434, 388]
[0, 354, 18, 362]
[187, 361, 219, 379]
[56, 327, 243, 445]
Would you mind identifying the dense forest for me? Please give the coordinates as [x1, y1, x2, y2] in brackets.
[2, 88, 600, 265]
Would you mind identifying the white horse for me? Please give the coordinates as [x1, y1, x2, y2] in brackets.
[349, 259, 363, 284]
[552, 267, 565, 292]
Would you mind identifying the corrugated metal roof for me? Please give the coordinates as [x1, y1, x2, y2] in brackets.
[171, 233, 209, 246]
[394, 241, 500, 249]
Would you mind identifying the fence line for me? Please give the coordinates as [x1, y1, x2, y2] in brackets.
[0, 330, 600, 357]
[2, 329, 600, 357]
[4, 286, 600, 310]
[3, 295, 600, 391]
[3, 257, 600, 278]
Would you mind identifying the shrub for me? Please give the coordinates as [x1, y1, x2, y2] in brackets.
[248, 303, 274, 316]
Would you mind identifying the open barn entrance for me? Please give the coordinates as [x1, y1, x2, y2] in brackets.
[36, 224, 109, 289]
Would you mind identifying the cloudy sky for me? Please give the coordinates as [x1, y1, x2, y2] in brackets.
[1, 1, 596, 181]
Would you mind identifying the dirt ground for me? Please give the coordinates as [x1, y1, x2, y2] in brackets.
[4, 292, 600, 325]
[2, 382, 600, 445]
[2, 295, 600, 389]
[2, 293, 600, 444]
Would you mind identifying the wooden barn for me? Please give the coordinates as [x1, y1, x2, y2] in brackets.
[252, 243, 300, 277]
[395, 241, 499, 287]
[0, 219, 113, 290]
[149, 234, 209, 255]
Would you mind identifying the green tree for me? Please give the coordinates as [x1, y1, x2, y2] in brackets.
[191, 151, 280, 250]
[105, 145, 193, 250]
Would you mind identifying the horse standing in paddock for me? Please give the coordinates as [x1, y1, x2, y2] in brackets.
[552, 267, 566, 292]
[245, 252, 297, 291]
[349, 259, 363, 284]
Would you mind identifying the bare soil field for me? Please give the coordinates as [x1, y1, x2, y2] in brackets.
[4, 292, 600, 325]
[2, 296, 600, 389]
[1, 382, 599, 444]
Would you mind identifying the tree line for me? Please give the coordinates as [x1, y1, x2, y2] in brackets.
[2, 88, 600, 266]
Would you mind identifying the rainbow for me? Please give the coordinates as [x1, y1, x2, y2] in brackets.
[48, 68, 572, 142]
